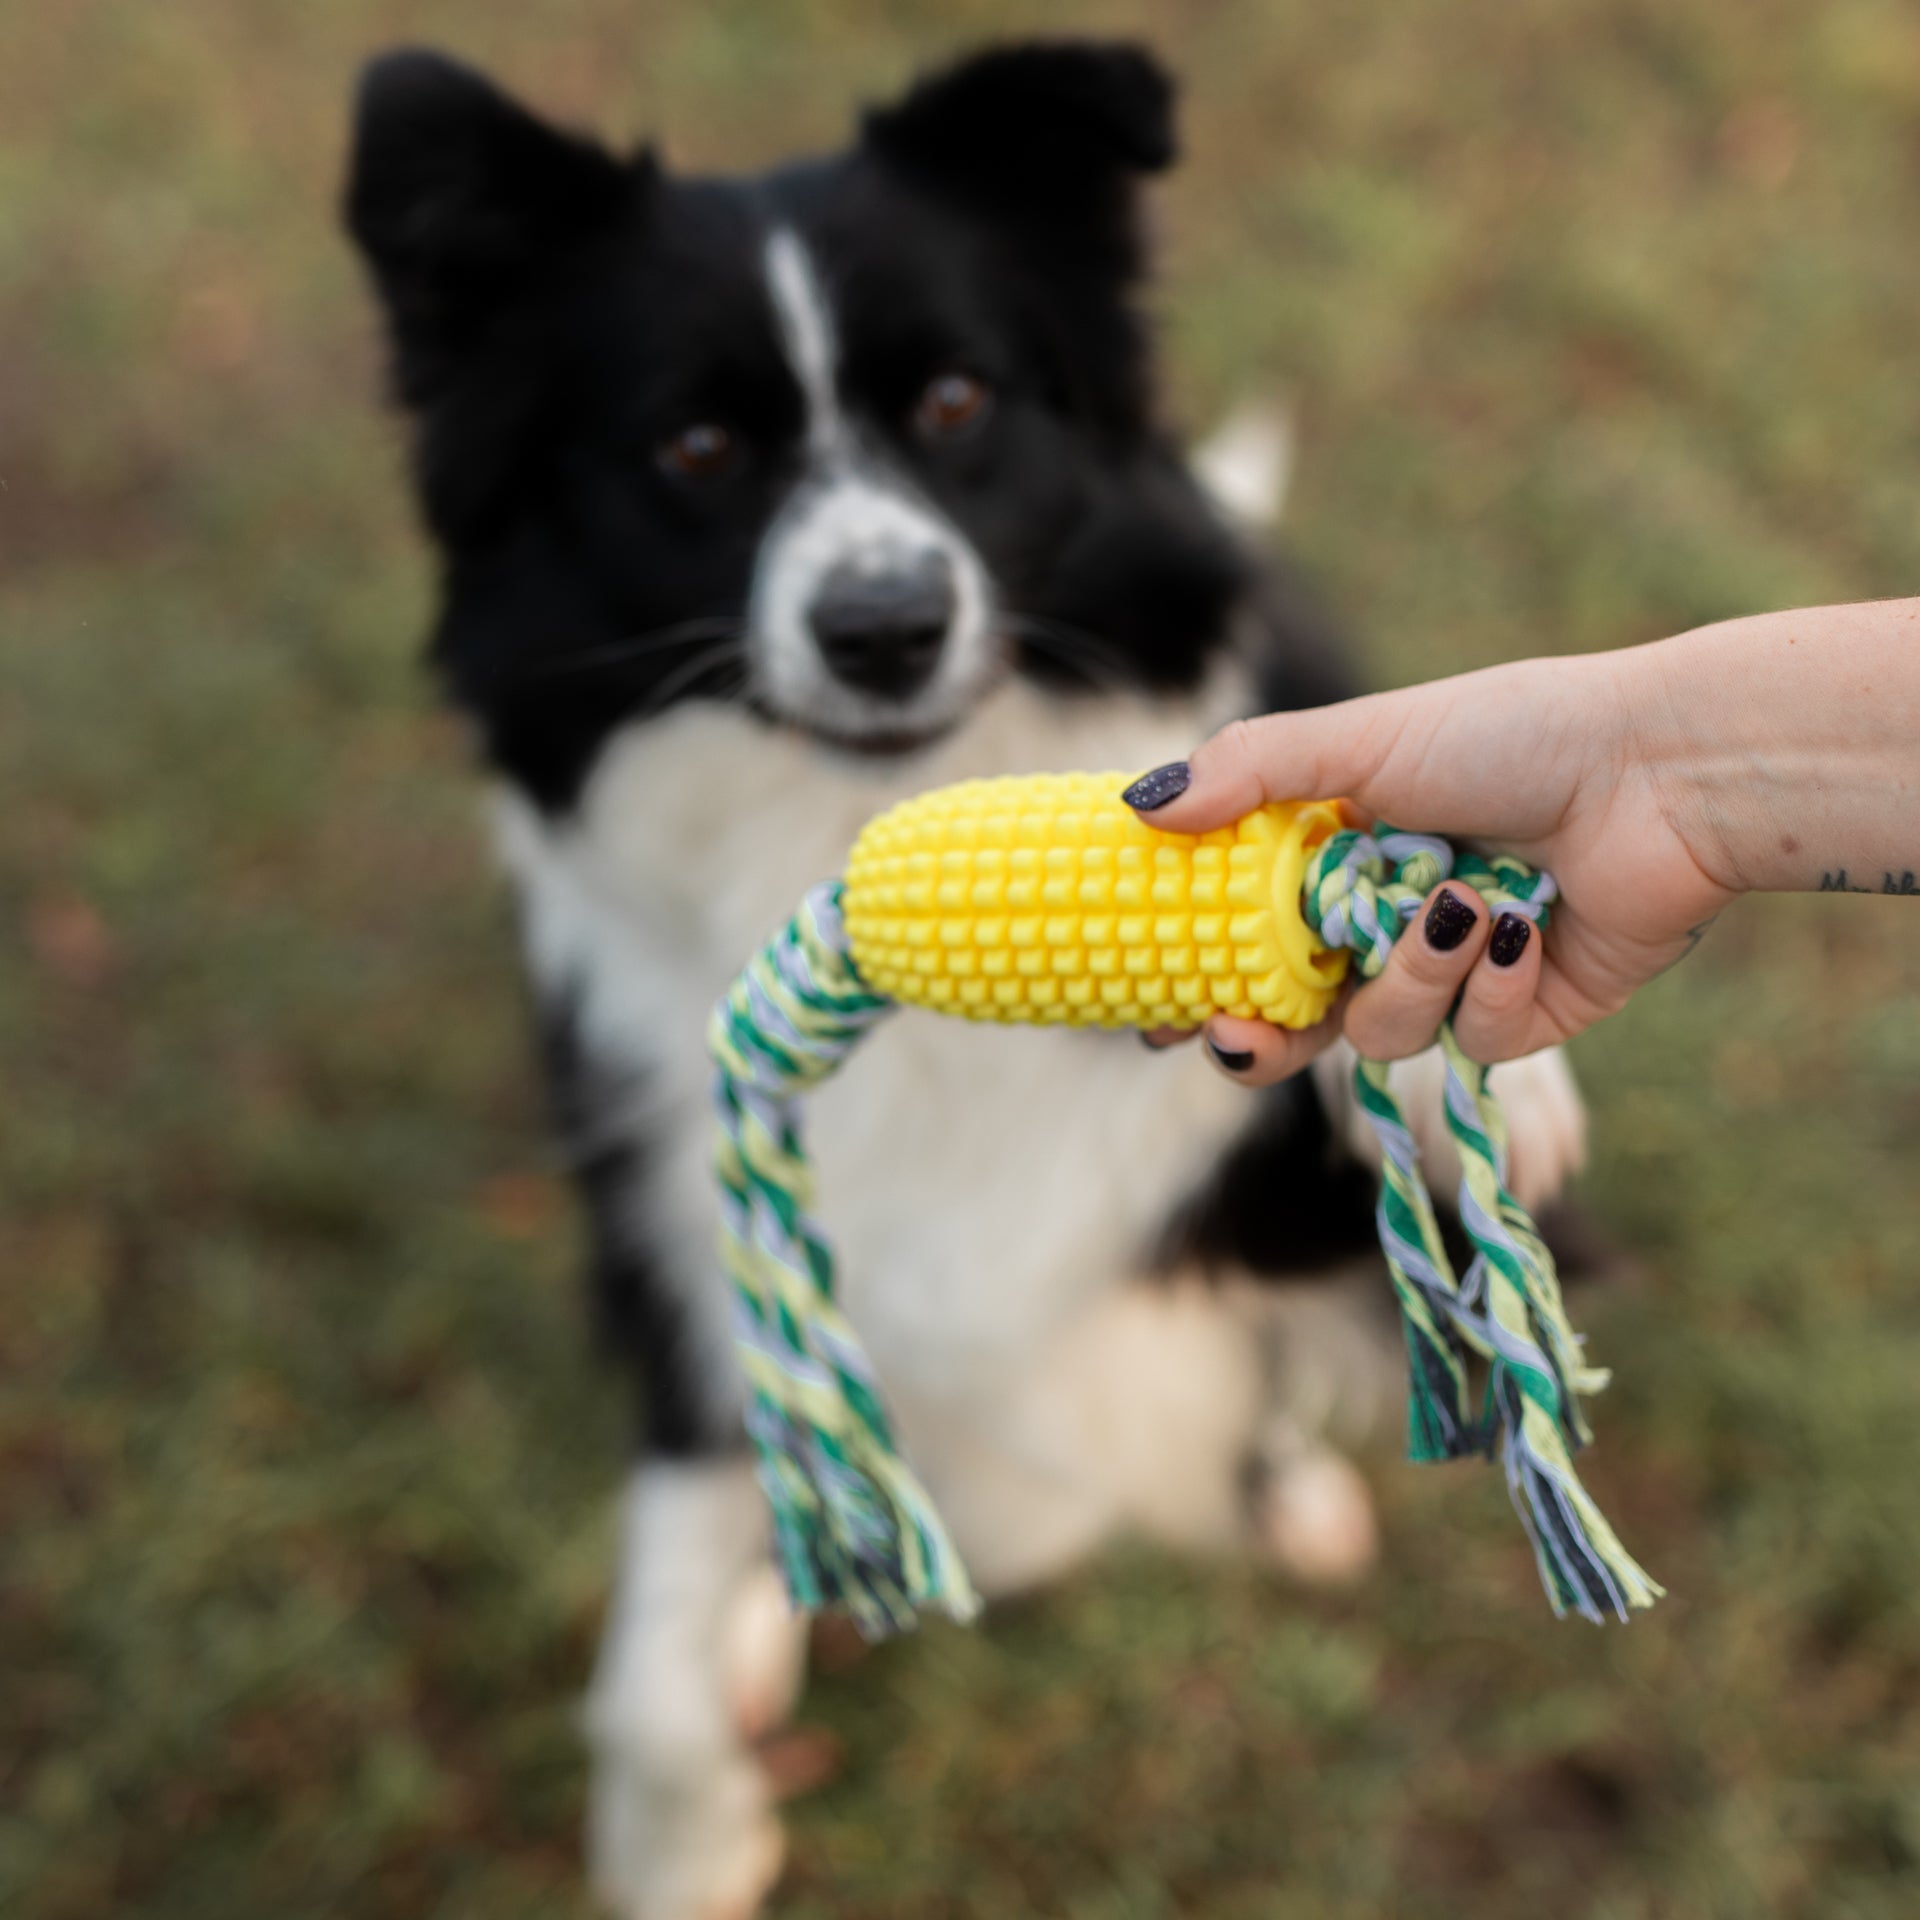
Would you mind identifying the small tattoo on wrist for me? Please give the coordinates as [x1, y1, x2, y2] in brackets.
[1817, 868, 1918, 896]
[1658, 917, 1718, 976]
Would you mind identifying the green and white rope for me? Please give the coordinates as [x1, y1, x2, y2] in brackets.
[711, 839, 1656, 1636]
[708, 881, 978, 1637]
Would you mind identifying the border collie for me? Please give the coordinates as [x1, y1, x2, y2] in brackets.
[344, 41, 1587, 1919]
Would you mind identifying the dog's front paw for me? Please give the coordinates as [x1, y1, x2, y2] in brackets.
[588, 1748, 784, 1920]
[1487, 1046, 1587, 1213]
[1316, 1039, 1588, 1217]
[721, 1563, 809, 1744]
[1248, 1424, 1380, 1587]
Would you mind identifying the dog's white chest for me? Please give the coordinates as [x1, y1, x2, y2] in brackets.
[805, 1004, 1237, 1396]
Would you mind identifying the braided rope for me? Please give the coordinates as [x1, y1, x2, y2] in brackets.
[708, 881, 978, 1637]
[1304, 828, 1660, 1621]
[711, 837, 1656, 1635]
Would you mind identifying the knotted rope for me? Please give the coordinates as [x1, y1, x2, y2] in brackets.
[710, 835, 1656, 1636]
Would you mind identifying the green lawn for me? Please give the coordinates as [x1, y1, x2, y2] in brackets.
[4, 3, 1920, 1916]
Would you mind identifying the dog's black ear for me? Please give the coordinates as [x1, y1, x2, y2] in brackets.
[344, 49, 640, 398]
[862, 41, 1174, 267]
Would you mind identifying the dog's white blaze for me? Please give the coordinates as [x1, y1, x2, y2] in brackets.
[752, 223, 998, 744]
[763, 227, 843, 457]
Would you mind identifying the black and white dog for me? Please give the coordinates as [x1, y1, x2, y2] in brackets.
[344, 41, 1586, 1919]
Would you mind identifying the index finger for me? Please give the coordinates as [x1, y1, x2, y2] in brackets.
[1121, 698, 1409, 835]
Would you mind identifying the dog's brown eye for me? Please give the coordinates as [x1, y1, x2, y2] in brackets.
[659, 422, 736, 479]
[913, 371, 990, 440]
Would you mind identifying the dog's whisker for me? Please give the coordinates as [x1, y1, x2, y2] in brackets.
[632, 640, 754, 719]
[1003, 614, 1136, 695]
[516, 616, 749, 683]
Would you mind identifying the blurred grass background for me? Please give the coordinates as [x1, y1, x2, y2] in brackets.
[4, 2, 1920, 1915]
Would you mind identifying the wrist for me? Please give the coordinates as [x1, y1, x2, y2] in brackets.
[1616, 600, 1920, 895]
[1614, 624, 1767, 897]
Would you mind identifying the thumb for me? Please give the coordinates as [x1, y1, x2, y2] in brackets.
[1124, 691, 1416, 833]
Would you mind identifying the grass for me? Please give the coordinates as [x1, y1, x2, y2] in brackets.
[3, 2, 1920, 1915]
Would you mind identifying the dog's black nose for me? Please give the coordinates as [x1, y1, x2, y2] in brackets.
[809, 555, 954, 699]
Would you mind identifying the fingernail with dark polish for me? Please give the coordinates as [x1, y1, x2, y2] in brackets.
[1121, 761, 1191, 811]
[1424, 888, 1477, 952]
[1489, 913, 1533, 967]
[1207, 1035, 1255, 1073]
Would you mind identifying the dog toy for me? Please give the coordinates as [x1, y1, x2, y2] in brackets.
[710, 772, 1659, 1637]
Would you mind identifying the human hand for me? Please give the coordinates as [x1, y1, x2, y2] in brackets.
[1126, 650, 1741, 1085]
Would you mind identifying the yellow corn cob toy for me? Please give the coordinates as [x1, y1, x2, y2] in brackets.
[842, 771, 1349, 1031]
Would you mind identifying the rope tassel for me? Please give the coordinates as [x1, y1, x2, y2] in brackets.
[709, 779, 1658, 1633]
[1304, 829, 1661, 1622]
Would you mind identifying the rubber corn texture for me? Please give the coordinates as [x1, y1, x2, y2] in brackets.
[842, 772, 1350, 1029]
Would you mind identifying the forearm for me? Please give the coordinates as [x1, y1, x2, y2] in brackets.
[1628, 598, 1920, 895]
